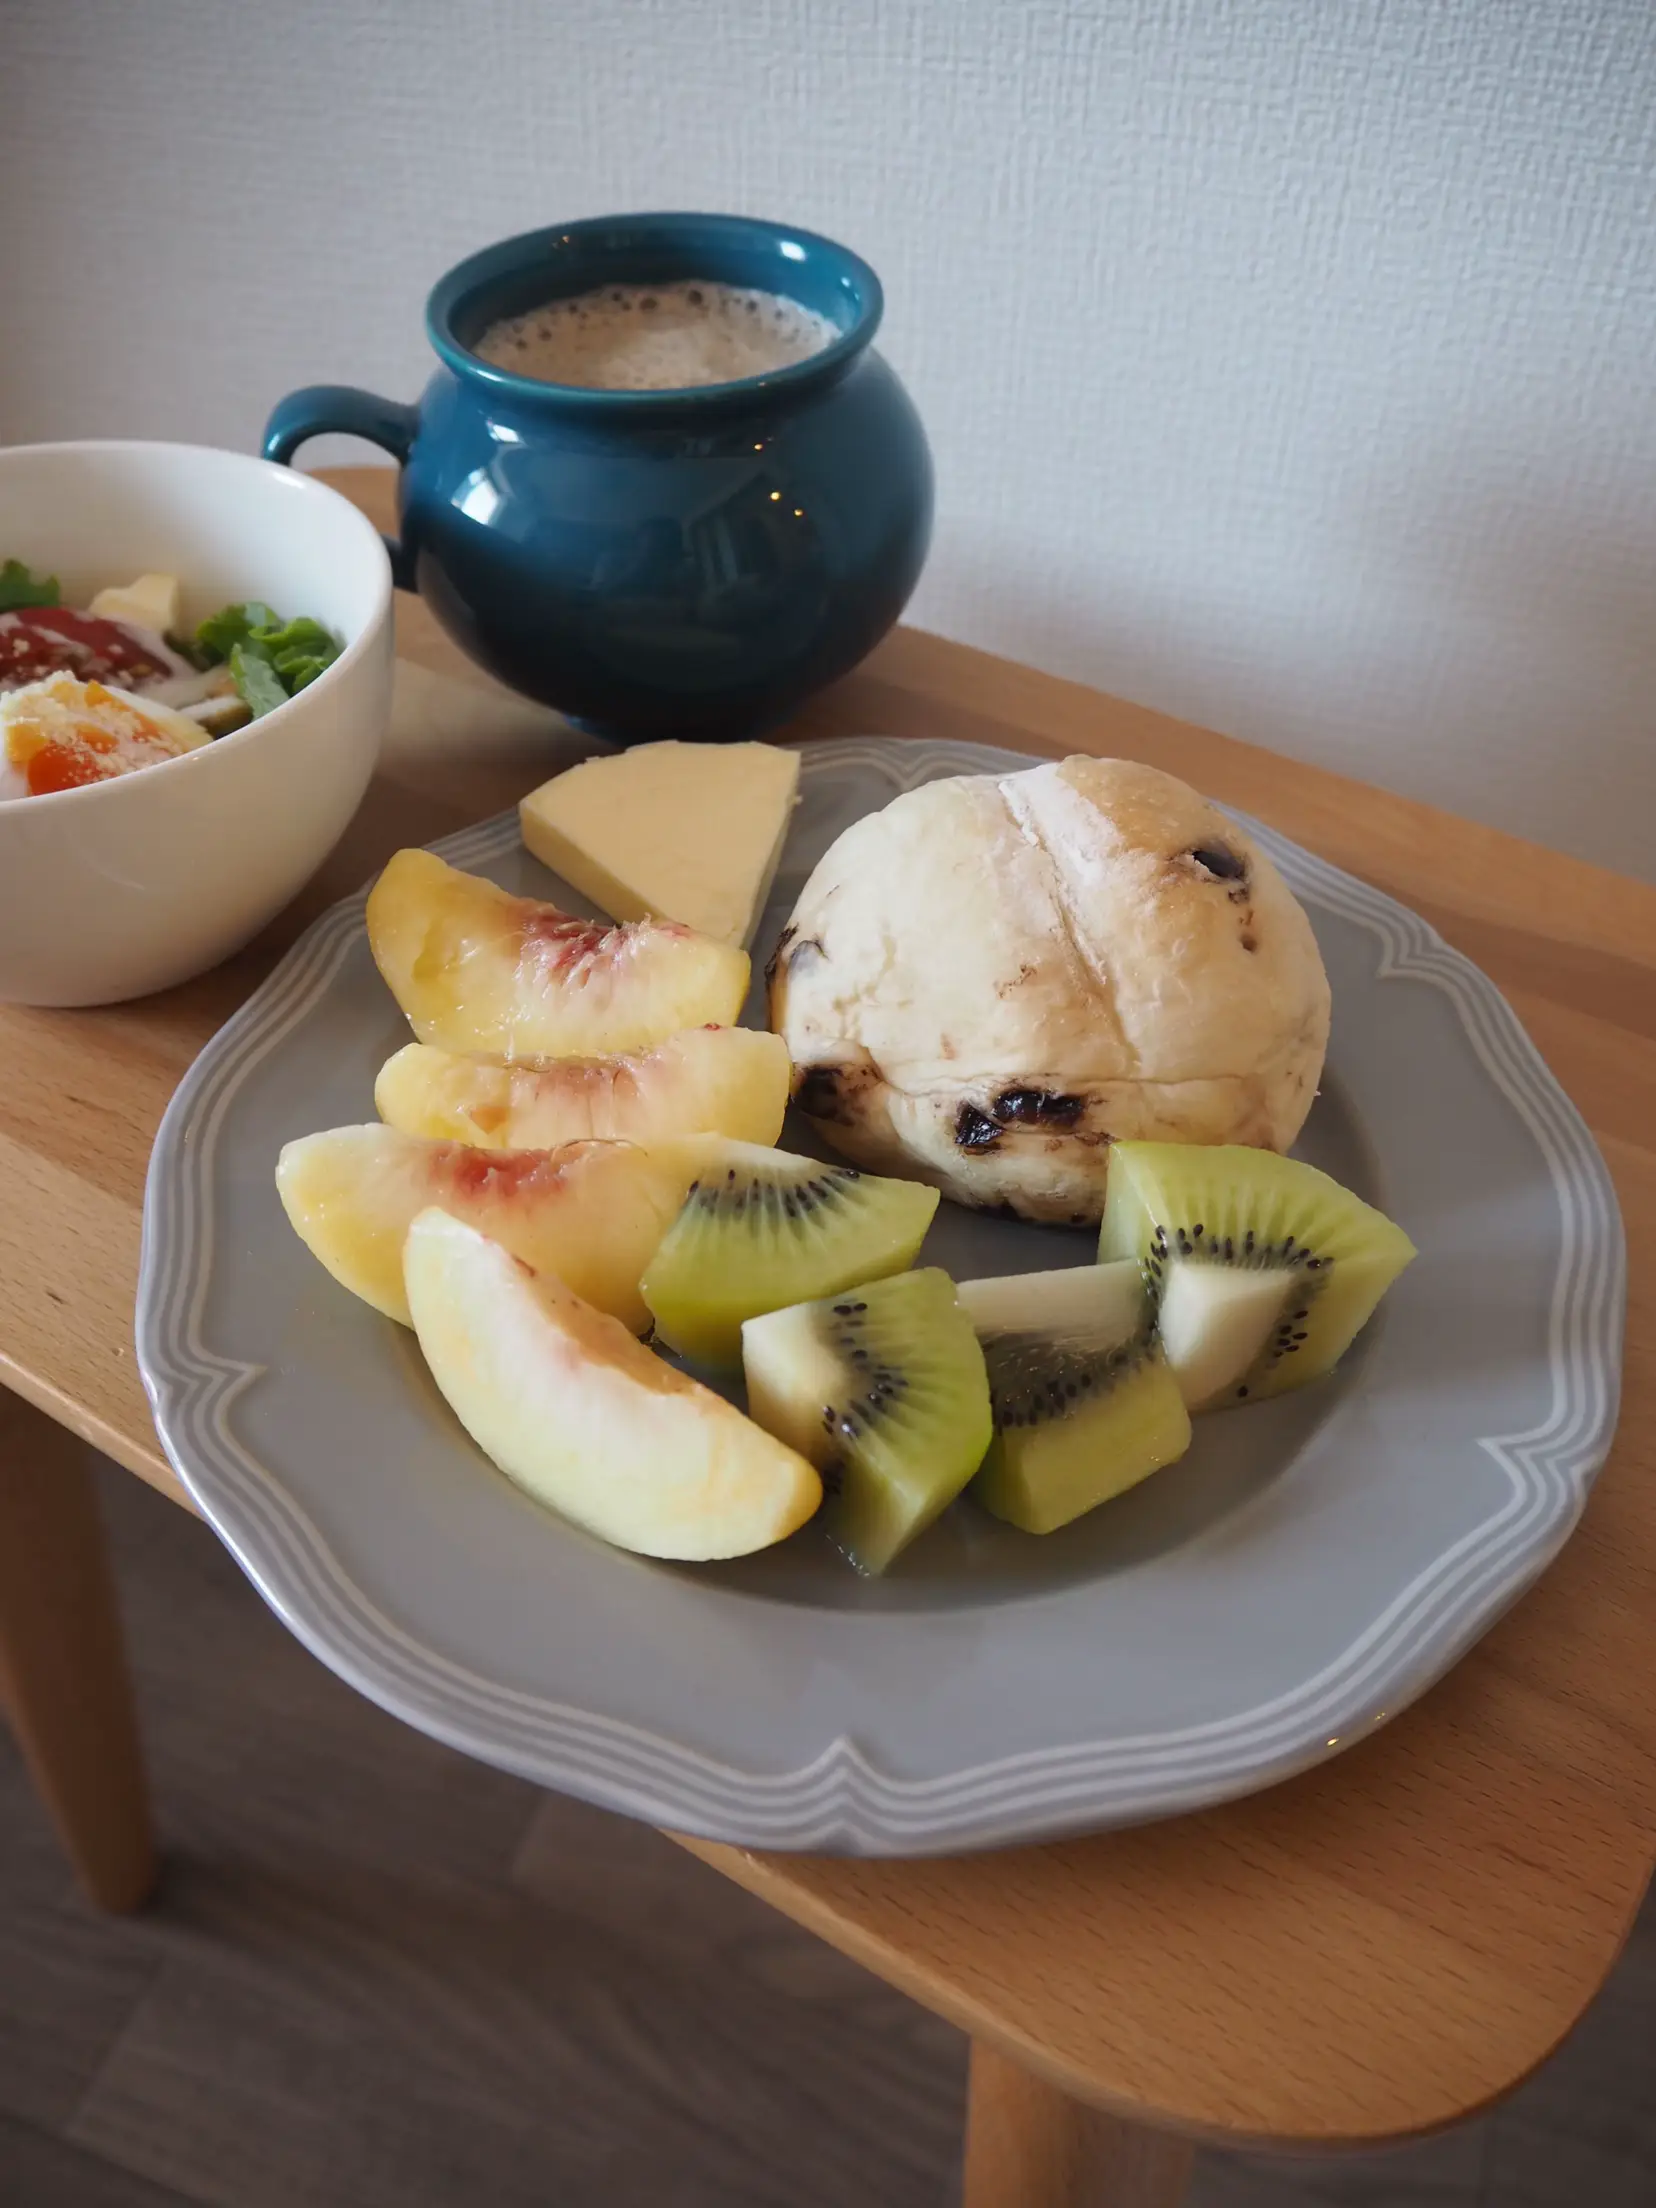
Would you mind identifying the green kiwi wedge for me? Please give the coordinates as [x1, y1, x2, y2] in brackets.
[741, 1268, 992, 1574]
[958, 1264, 1192, 1534]
[1099, 1142, 1417, 1410]
[641, 1140, 939, 1367]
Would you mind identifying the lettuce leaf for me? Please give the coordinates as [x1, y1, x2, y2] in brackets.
[196, 602, 280, 663]
[196, 602, 343, 716]
[165, 628, 221, 672]
[0, 559, 61, 612]
[259, 617, 341, 692]
[228, 641, 290, 720]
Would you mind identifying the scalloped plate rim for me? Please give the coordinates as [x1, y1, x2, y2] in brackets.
[136, 735, 1627, 1854]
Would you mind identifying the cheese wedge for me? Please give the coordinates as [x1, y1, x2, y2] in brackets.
[88, 572, 182, 635]
[519, 740, 800, 949]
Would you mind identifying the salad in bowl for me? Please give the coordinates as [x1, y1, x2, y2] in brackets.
[0, 557, 343, 799]
[0, 439, 393, 1008]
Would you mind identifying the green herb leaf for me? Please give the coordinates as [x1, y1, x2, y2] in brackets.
[195, 601, 280, 664]
[229, 640, 290, 719]
[194, 604, 340, 702]
[274, 653, 333, 692]
[164, 628, 219, 672]
[0, 559, 61, 612]
[257, 615, 336, 655]
[261, 621, 341, 683]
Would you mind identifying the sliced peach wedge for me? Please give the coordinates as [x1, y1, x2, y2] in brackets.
[275, 1125, 703, 1330]
[375, 1026, 791, 1152]
[404, 1208, 822, 1561]
[366, 848, 750, 1061]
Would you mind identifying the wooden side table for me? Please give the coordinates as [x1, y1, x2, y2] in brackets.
[2, 468, 1652, 2205]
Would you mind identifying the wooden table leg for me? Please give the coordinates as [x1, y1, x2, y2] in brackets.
[0, 1391, 158, 1911]
[962, 2041, 1194, 2207]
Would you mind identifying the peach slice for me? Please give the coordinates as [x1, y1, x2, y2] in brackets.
[275, 1124, 702, 1330]
[374, 1026, 791, 1151]
[404, 1209, 821, 1560]
[365, 848, 750, 1061]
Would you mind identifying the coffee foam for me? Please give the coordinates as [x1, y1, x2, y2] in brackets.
[473, 279, 839, 392]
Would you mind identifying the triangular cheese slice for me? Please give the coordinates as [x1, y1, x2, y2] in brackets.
[519, 740, 800, 948]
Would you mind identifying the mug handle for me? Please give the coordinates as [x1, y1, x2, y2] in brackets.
[262, 386, 420, 590]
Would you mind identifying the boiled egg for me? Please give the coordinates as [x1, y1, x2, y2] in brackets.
[0, 672, 209, 798]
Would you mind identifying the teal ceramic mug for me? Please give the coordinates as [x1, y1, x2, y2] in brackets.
[263, 212, 933, 741]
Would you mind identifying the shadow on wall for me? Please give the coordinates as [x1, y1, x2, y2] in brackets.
[917, 431, 1656, 884]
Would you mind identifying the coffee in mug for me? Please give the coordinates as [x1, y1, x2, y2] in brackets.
[474, 279, 837, 391]
[265, 210, 931, 736]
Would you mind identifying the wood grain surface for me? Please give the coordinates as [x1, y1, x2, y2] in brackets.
[9, 1454, 1655, 2208]
[1, 467, 1650, 2150]
[963, 2044, 1196, 2205]
[0, 1390, 156, 1910]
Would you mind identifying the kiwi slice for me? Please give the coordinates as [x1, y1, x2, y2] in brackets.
[641, 1139, 939, 1367]
[958, 1264, 1192, 1534]
[742, 1268, 991, 1573]
[1099, 1143, 1417, 1409]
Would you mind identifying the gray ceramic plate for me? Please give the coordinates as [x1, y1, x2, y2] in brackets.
[137, 737, 1626, 1855]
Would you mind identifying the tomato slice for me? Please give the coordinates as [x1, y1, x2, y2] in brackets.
[0, 606, 177, 689]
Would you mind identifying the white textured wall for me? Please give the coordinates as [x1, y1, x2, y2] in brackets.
[4, 0, 1654, 876]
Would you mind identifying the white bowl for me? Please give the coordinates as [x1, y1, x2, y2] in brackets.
[0, 441, 393, 1006]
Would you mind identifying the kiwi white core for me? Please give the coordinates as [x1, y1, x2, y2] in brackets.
[1156, 1262, 1292, 1410]
[956, 1261, 1143, 1348]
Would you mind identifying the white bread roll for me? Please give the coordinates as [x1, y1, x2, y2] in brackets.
[768, 755, 1330, 1222]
